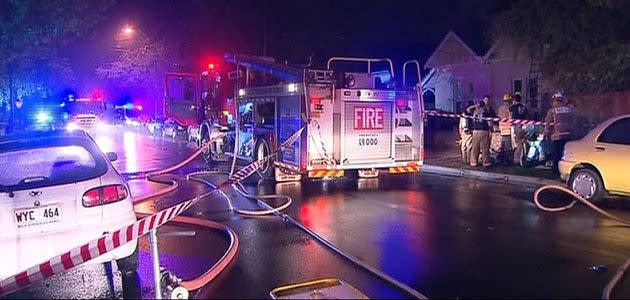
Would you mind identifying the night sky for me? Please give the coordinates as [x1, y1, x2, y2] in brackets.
[70, 0, 514, 93]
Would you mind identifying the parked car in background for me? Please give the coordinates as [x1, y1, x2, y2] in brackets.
[559, 114, 630, 202]
[162, 118, 187, 140]
[146, 116, 166, 136]
[0, 130, 138, 281]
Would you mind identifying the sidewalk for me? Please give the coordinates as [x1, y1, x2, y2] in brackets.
[424, 141, 561, 186]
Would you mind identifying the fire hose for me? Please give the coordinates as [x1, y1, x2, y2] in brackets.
[533, 185, 630, 299]
[129, 140, 240, 293]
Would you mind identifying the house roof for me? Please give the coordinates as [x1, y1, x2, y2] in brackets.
[483, 38, 528, 62]
[424, 31, 483, 69]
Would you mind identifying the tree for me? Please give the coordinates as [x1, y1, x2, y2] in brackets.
[491, 0, 630, 94]
[96, 40, 167, 87]
[95, 38, 168, 113]
[0, 0, 113, 120]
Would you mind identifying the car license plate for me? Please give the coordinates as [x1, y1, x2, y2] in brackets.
[14, 204, 62, 229]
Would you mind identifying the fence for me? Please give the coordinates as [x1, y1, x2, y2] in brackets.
[572, 90, 630, 124]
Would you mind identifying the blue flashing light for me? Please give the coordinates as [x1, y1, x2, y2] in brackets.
[36, 112, 50, 123]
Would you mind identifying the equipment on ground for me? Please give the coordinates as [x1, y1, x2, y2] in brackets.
[270, 278, 367, 299]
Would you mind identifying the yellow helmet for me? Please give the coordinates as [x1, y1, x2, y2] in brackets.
[503, 93, 512, 101]
[514, 91, 523, 97]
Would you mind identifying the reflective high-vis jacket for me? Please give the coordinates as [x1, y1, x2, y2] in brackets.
[497, 103, 512, 136]
[544, 105, 575, 141]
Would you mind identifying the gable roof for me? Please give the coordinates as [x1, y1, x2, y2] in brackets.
[483, 38, 529, 62]
[424, 31, 483, 69]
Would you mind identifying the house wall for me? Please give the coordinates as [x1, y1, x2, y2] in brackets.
[488, 59, 531, 110]
[424, 63, 491, 112]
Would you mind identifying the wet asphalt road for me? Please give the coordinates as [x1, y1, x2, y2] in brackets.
[6, 126, 630, 299]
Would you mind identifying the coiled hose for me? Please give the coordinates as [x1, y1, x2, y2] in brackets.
[130, 137, 240, 293]
[533, 185, 630, 299]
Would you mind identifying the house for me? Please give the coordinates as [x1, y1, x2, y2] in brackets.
[422, 31, 549, 118]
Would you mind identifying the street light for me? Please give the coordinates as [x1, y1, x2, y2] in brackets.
[121, 24, 149, 40]
[122, 25, 134, 34]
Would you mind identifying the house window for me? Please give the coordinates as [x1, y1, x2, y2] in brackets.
[455, 80, 462, 102]
[512, 79, 523, 94]
[466, 82, 474, 101]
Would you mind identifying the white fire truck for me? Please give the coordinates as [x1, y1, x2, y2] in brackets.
[198, 54, 425, 181]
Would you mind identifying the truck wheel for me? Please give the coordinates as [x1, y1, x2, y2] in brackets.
[201, 132, 216, 165]
[255, 138, 275, 180]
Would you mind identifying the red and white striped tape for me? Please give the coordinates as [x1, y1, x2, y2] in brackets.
[0, 197, 197, 296]
[0, 128, 304, 297]
[424, 110, 554, 126]
[274, 161, 300, 174]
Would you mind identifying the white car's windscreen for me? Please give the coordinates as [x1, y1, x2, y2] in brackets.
[0, 143, 106, 190]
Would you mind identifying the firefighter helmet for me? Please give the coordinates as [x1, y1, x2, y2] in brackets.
[503, 93, 512, 101]
[552, 92, 565, 102]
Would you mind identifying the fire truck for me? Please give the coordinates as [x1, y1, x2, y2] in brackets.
[171, 54, 425, 181]
[63, 93, 107, 131]
[163, 65, 234, 142]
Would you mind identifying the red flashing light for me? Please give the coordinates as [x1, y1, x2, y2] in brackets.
[208, 63, 215, 70]
[396, 99, 408, 107]
[310, 98, 321, 105]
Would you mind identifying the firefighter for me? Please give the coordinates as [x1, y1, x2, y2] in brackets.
[510, 92, 528, 164]
[459, 100, 475, 164]
[497, 93, 513, 165]
[470, 99, 493, 167]
[544, 92, 575, 176]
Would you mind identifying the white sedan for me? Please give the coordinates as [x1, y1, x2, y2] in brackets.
[0, 130, 138, 282]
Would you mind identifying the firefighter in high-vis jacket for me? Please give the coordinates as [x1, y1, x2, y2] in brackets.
[544, 92, 575, 176]
[510, 92, 528, 164]
[497, 93, 513, 165]
[470, 100, 493, 167]
[459, 100, 475, 164]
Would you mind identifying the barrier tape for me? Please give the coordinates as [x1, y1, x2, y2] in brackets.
[425, 110, 600, 129]
[274, 161, 300, 175]
[424, 110, 555, 126]
[0, 128, 304, 297]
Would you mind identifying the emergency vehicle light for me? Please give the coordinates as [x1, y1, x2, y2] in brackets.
[396, 99, 408, 107]
[238, 89, 246, 96]
[288, 83, 297, 93]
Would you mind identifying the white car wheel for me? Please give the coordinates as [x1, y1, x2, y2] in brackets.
[569, 168, 605, 203]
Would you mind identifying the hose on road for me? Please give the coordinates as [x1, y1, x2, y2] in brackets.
[130, 138, 241, 294]
[533, 184, 630, 299]
[184, 133, 428, 299]
[187, 171, 292, 216]
[230, 181, 428, 299]
[533, 185, 630, 227]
